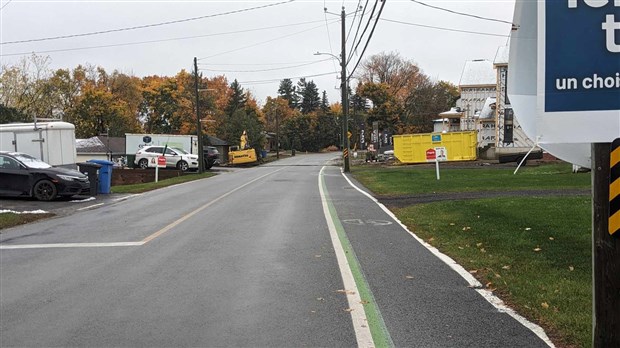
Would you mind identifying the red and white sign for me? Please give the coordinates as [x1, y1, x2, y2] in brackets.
[157, 156, 166, 168]
[425, 148, 436, 162]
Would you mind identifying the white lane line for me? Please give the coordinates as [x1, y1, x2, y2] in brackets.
[77, 203, 104, 211]
[0, 242, 144, 249]
[318, 167, 374, 347]
[113, 194, 140, 202]
[340, 171, 556, 348]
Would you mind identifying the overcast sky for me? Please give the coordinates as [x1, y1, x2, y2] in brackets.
[0, 0, 515, 105]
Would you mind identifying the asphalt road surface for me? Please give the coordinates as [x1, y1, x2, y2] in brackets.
[1, 153, 551, 347]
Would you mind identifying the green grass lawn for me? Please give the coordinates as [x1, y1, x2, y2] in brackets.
[0, 212, 55, 230]
[351, 162, 592, 348]
[352, 162, 590, 195]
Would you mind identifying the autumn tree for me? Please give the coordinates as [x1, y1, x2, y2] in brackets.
[358, 51, 424, 100]
[262, 96, 297, 133]
[0, 54, 56, 120]
[357, 82, 401, 132]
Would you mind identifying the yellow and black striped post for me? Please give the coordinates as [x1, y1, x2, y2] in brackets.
[609, 139, 620, 235]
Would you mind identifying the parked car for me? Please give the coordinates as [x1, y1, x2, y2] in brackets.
[204, 146, 219, 169]
[0, 151, 90, 201]
[135, 145, 199, 171]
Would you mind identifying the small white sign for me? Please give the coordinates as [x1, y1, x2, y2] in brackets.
[435, 147, 448, 162]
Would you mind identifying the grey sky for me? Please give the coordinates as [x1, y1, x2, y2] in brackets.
[0, 0, 515, 105]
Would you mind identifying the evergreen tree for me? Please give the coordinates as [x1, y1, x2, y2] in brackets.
[298, 78, 321, 114]
[225, 79, 247, 116]
[320, 91, 330, 114]
[277, 78, 298, 109]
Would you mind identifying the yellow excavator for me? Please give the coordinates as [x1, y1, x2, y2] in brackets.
[228, 130, 258, 165]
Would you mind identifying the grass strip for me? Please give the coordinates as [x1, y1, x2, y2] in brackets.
[394, 196, 591, 348]
[111, 172, 216, 194]
[0, 213, 55, 230]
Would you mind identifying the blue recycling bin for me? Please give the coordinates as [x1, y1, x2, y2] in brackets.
[87, 159, 114, 194]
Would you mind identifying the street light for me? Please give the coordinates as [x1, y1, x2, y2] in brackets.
[315, 11, 350, 173]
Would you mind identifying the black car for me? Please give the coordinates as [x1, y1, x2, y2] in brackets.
[0, 151, 90, 201]
[204, 146, 219, 169]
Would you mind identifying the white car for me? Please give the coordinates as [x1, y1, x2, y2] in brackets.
[135, 146, 199, 171]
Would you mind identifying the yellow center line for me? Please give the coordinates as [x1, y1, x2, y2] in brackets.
[141, 168, 284, 244]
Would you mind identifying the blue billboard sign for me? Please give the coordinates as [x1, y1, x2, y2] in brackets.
[544, 1, 620, 112]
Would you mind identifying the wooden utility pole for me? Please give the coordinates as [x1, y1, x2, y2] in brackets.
[194, 57, 204, 173]
[592, 142, 620, 347]
[341, 7, 350, 173]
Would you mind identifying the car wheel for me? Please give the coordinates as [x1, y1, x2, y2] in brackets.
[138, 158, 149, 169]
[177, 160, 189, 171]
[33, 179, 57, 201]
[204, 158, 213, 170]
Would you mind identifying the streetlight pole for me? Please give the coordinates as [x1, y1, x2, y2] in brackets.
[194, 57, 205, 173]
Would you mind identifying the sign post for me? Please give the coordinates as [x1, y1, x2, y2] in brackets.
[155, 155, 166, 183]
[426, 148, 440, 180]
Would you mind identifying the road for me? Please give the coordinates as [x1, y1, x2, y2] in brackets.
[1, 153, 551, 347]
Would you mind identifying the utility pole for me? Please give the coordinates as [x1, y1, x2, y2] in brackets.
[194, 57, 204, 173]
[341, 7, 350, 172]
[593, 142, 620, 347]
[275, 105, 280, 159]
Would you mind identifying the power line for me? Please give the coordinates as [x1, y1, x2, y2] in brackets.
[323, 6, 338, 73]
[199, 58, 332, 73]
[199, 59, 327, 66]
[1, 0, 295, 45]
[348, 0, 378, 65]
[239, 71, 337, 85]
[381, 18, 509, 38]
[409, 0, 515, 26]
[345, 0, 363, 43]
[0, 19, 327, 57]
[348, 0, 386, 79]
[198, 20, 338, 60]
[346, 0, 369, 64]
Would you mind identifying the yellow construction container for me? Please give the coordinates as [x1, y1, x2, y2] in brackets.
[393, 131, 477, 164]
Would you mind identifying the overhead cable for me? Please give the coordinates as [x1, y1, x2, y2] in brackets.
[198, 20, 338, 60]
[409, 0, 514, 26]
[1, 0, 295, 45]
[346, 0, 369, 62]
[199, 58, 332, 73]
[381, 18, 509, 38]
[239, 71, 337, 85]
[345, 0, 363, 43]
[348, 0, 378, 64]
[347, 0, 386, 79]
[0, 19, 327, 57]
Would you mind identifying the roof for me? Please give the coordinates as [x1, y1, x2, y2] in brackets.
[439, 107, 464, 118]
[494, 46, 510, 66]
[76, 136, 125, 154]
[205, 135, 228, 146]
[459, 59, 496, 87]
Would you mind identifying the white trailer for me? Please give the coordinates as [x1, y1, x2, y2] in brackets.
[125, 133, 198, 155]
[0, 121, 77, 167]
